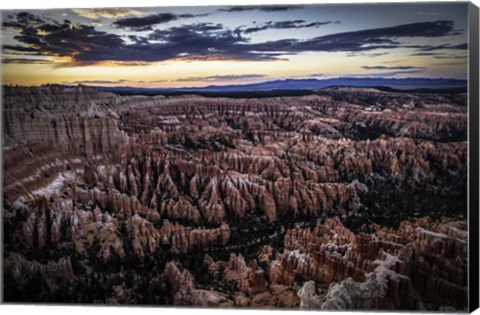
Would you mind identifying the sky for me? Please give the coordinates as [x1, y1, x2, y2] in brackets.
[0, 3, 469, 87]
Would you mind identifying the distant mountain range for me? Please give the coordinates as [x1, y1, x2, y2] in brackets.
[97, 77, 467, 94]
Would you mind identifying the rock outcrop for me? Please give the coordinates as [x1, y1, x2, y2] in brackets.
[272, 217, 467, 311]
[162, 262, 231, 307]
[160, 221, 231, 253]
[298, 281, 322, 309]
[4, 253, 75, 290]
[225, 253, 267, 294]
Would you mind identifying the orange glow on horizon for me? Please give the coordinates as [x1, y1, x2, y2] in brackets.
[2, 51, 468, 88]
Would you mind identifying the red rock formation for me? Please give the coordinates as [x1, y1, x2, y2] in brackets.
[272, 216, 467, 310]
[224, 254, 267, 294]
[159, 220, 231, 253]
[4, 253, 74, 290]
[2, 86, 467, 309]
[162, 261, 231, 306]
[127, 214, 161, 262]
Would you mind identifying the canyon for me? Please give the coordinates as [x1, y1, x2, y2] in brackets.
[2, 85, 468, 310]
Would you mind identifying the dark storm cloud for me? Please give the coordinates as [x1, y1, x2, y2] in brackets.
[176, 74, 265, 82]
[238, 20, 335, 34]
[218, 5, 303, 13]
[362, 65, 425, 70]
[113, 13, 208, 31]
[2, 12, 464, 65]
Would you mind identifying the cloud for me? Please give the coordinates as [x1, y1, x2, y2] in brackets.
[238, 20, 335, 34]
[346, 52, 389, 58]
[370, 70, 425, 77]
[147, 79, 169, 83]
[414, 42, 467, 51]
[433, 61, 467, 66]
[3, 44, 40, 53]
[434, 55, 468, 59]
[247, 20, 460, 54]
[218, 5, 303, 12]
[113, 13, 208, 31]
[2, 12, 464, 65]
[308, 73, 328, 78]
[141, 23, 281, 62]
[1, 58, 53, 64]
[409, 52, 439, 56]
[65, 79, 131, 84]
[451, 43, 468, 49]
[176, 74, 265, 82]
[2, 12, 124, 59]
[349, 69, 425, 77]
[358, 65, 427, 77]
[2, 12, 43, 29]
[65, 79, 173, 85]
[71, 8, 145, 20]
[362, 65, 425, 70]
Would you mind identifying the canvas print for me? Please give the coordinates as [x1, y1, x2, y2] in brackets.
[1, 2, 475, 311]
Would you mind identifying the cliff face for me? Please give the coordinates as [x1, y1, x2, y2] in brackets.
[2, 86, 467, 309]
[3, 87, 129, 201]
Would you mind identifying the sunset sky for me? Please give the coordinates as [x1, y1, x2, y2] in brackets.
[1, 3, 469, 87]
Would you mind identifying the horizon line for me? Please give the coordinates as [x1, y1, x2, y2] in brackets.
[3, 76, 469, 90]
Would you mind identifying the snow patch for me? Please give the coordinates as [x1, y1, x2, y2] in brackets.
[416, 227, 448, 239]
[32, 172, 74, 197]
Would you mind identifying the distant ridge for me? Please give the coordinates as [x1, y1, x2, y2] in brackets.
[97, 77, 467, 96]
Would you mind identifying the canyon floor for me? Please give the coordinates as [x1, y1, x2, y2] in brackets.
[2, 86, 468, 310]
